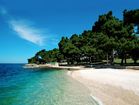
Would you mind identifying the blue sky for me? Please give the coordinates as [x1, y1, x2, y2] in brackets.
[0, 0, 139, 63]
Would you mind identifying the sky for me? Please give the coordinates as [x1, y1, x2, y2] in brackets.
[0, 0, 139, 63]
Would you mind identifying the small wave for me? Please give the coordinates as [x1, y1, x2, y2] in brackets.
[90, 94, 104, 105]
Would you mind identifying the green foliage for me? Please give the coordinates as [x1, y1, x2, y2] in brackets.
[28, 9, 139, 65]
[28, 56, 39, 64]
[130, 39, 139, 63]
[123, 9, 139, 34]
[123, 9, 139, 25]
[28, 48, 64, 64]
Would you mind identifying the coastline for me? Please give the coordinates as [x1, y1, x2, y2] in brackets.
[25, 64, 139, 104]
[24, 64, 84, 70]
[24, 63, 139, 70]
[68, 68, 139, 105]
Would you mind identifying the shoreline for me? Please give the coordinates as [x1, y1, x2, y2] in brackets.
[24, 63, 139, 70]
[25, 64, 139, 104]
[68, 68, 139, 105]
[24, 64, 84, 70]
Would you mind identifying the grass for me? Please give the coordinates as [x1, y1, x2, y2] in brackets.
[114, 58, 139, 66]
[114, 58, 134, 64]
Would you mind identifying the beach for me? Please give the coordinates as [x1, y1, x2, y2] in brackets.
[68, 68, 139, 105]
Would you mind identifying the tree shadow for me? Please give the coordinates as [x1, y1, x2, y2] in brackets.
[84, 63, 139, 70]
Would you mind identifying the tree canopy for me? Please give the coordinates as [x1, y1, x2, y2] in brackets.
[28, 9, 139, 65]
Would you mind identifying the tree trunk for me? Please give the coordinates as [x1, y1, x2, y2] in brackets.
[124, 59, 127, 64]
[67, 58, 70, 65]
[110, 49, 114, 65]
[90, 57, 92, 63]
[121, 52, 125, 65]
[106, 53, 109, 64]
[124, 54, 127, 64]
[134, 59, 137, 64]
[121, 58, 124, 65]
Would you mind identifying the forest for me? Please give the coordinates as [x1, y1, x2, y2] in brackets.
[28, 9, 139, 65]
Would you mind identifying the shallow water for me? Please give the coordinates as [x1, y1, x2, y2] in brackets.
[0, 64, 97, 105]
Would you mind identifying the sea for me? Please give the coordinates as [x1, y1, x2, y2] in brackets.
[0, 64, 98, 105]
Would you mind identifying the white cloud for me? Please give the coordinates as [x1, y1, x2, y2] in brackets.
[0, 7, 57, 47]
[9, 20, 45, 46]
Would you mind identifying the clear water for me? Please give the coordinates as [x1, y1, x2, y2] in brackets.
[0, 64, 97, 105]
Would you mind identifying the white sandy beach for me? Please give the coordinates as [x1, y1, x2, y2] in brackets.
[68, 68, 139, 105]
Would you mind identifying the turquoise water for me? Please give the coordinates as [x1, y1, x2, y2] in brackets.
[0, 64, 97, 105]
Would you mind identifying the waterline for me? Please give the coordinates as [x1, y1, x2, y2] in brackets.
[90, 94, 104, 105]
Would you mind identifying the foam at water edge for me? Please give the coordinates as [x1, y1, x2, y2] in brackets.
[90, 94, 104, 105]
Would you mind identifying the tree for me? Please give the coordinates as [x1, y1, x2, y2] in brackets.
[130, 39, 139, 64]
[59, 37, 81, 64]
[92, 11, 134, 64]
[117, 38, 135, 65]
[123, 9, 139, 34]
[92, 11, 113, 32]
[70, 34, 82, 48]
[28, 48, 64, 64]
[28, 56, 40, 64]
[81, 45, 97, 63]
[58, 37, 69, 56]
[63, 40, 80, 64]
[28, 9, 139, 66]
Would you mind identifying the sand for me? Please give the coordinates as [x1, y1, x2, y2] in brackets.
[68, 68, 139, 105]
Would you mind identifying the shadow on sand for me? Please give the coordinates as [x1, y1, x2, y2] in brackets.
[84, 63, 139, 70]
